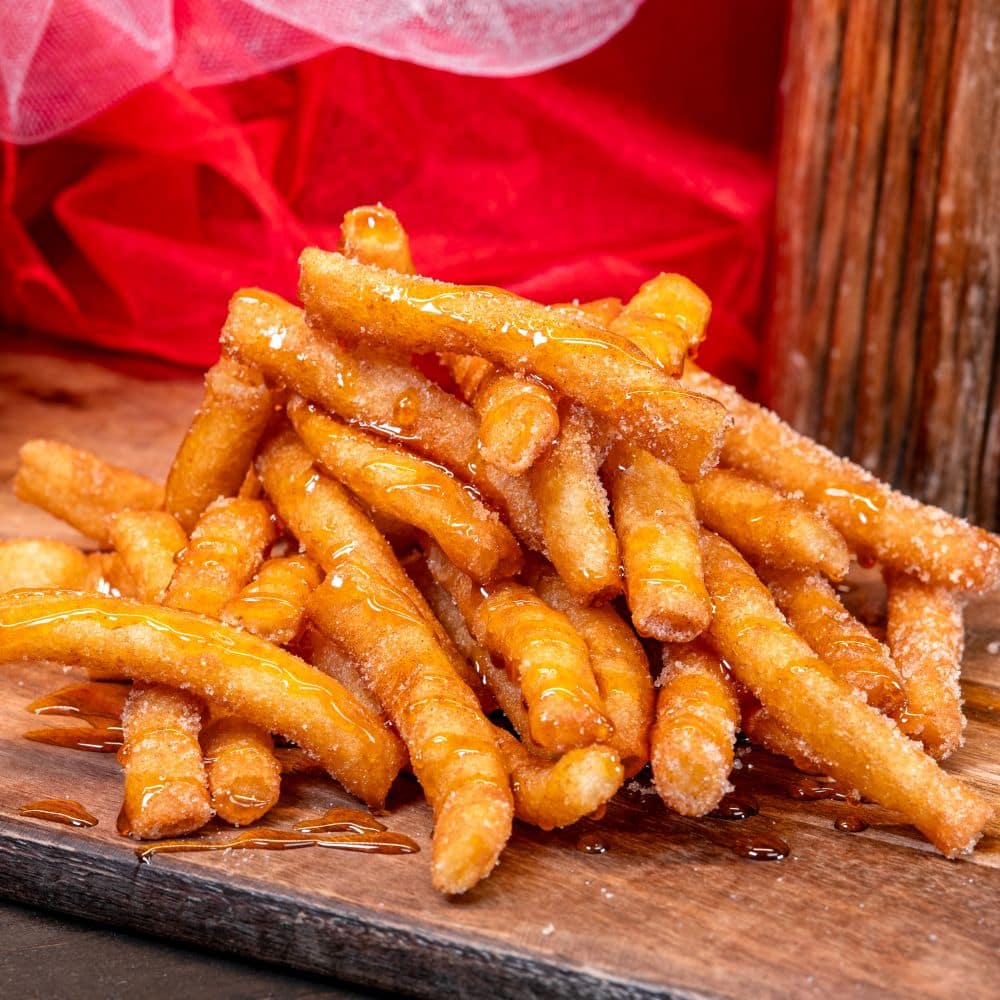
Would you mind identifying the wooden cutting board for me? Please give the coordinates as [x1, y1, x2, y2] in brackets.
[1, 341, 998, 999]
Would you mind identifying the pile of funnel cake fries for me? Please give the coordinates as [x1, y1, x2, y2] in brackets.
[2, 205, 997, 894]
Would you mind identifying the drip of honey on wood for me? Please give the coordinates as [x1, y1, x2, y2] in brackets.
[24, 727, 123, 753]
[732, 834, 789, 861]
[576, 832, 608, 854]
[136, 828, 419, 861]
[709, 794, 759, 820]
[834, 815, 868, 833]
[788, 776, 855, 802]
[292, 807, 387, 835]
[26, 681, 130, 721]
[17, 799, 98, 828]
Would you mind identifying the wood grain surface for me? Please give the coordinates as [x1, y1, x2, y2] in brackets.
[765, 0, 1000, 529]
[1, 343, 999, 999]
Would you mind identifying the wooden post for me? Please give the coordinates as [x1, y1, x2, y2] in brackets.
[765, 0, 999, 529]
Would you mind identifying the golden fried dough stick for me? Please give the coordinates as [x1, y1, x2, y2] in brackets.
[109, 511, 188, 603]
[0, 539, 89, 592]
[533, 571, 653, 776]
[425, 544, 611, 753]
[298, 251, 729, 480]
[164, 358, 274, 533]
[255, 428, 479, 690]
[652, 643, 740, 816]
[682, 363, 1000, 592]
[699, 530, 991, 856]
[441, 353, 561, 476]
[609, 273, 711, 374]
[691, 468, 850, 580]
[307, 561, 513, 895]
[220, 554, 321, 645]
[118, 683, 212, 839]
[288, 396, 522, 581]
[222, 290, 543, 551]
[473, 373, 561, 475]
[886, 572, 966, 759]
[530, 402, 621, 604]
[299, 626, 398, 726]
[554, 297, 624, 324]
[606, 442, 710, 642]
[740, 699, 826, 774]
[163, 497, 277, 617]
[201, 715, 282, 826]
[401, 552, 501, 717]
[493, 726, 623, 830]
[339, 204, 414, 273]
[764, 567, 905, 715]
[0, 591, 405, 807]
[14, 440, 163, 546]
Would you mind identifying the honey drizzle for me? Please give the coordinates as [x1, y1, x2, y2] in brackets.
[292, 807, 387, 835]
[17, 799, 98, 828]
[136, 828, 419, 861]
[24, 726, 123, 753]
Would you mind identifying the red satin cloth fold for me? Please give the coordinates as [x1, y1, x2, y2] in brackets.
[0, 2, 786, 394]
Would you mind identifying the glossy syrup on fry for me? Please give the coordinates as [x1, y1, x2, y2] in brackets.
[136, 828, 419, 861]
[17, 799, 98, 828]
[4, 597, 386, 751]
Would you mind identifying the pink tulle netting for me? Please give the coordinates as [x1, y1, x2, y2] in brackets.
[1, 0, 644, 144]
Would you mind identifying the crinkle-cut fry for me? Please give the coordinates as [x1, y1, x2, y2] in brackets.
[533, 571, 653, 777]
[764, 567, 905, 715]
[119, 683, 212, 839]
[606, 442, 710, 642]
[402, 552, 500, 717]
[609, 273, 711, 374]
[220, 554, 321, 645]
[14, 439, 163, 546]
[886, 572, 966, 760]
[494, 726, 623, 830]
[221, 290, 543, 551]
[164, 358, 274, 533]
[741, 699, 826, 775]
[0, 539, 89, 592]
[307, 560, 513, 895]
[339, 204, 414, 273]
[474, 372, 560, 476]
[530, 402, 621, 604]
[201, 715, 282, 826]
[109, 511, 187, 603]
[255, 427, 476, 688]
[652, 643, 739, 817]
[682, 362, 1000, 592]
[298, 251, 729, 480]
[164, 497, 277, 617]
[691, 468, 850, 580]
[700, 530, 992, 856]
[288, 396, 522, 581]
[425, 544, 612, 753]
[0, 591, 405, 807]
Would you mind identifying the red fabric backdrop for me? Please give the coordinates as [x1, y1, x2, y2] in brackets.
[0, 1, 787, 393]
